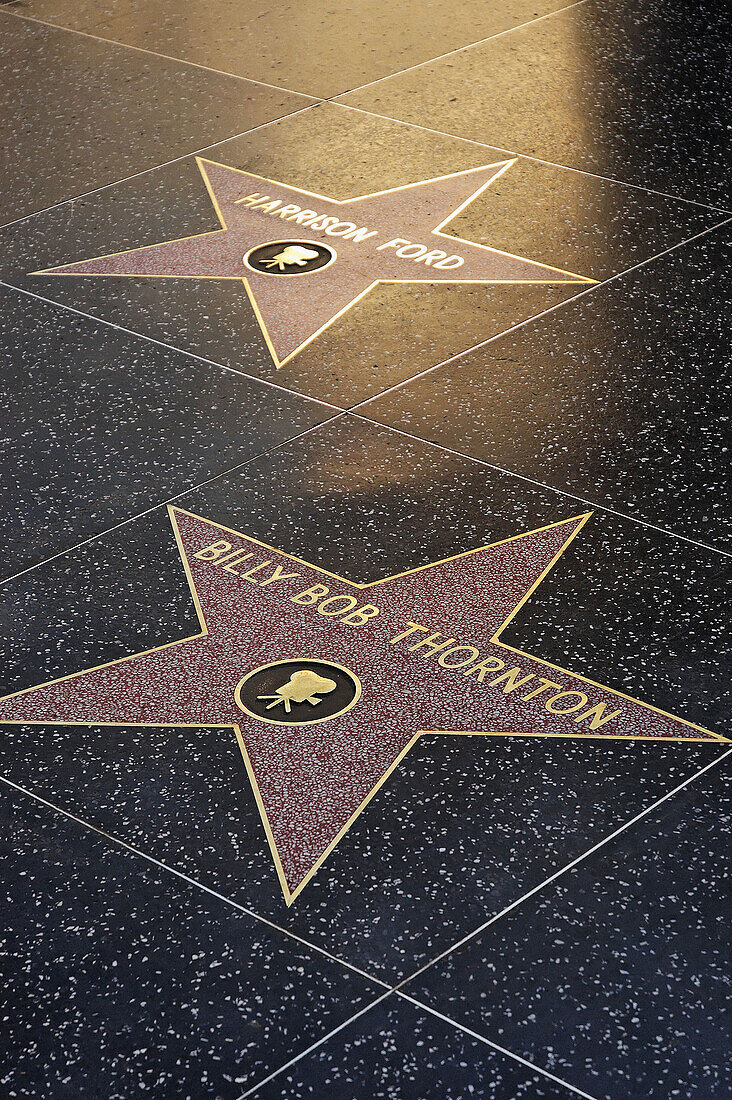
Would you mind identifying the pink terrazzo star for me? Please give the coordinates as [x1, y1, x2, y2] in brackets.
[0, 508, 722, 903]
[32, 157, 594, 368]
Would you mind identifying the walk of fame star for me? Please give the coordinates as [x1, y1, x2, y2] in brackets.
[0, 508, 723, 904]
[32, 157, 595, 368]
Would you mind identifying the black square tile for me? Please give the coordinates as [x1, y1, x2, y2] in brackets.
[0, 283, 334, 577]
[406, 756, 731, 1099]
[0, 10, 311, 226]
[361, 224, 732, 550]
[0, 782, 381, 1097]
[342, 0, 731, 207]
[248, 992, 579, 1098]
[11, 0, 577, 99]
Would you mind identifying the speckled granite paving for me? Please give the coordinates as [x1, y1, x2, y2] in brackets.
[1, 3, 729, 1096]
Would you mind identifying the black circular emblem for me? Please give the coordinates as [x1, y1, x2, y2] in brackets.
[243, 240, 335, 276]
[234, 659, 361, 726]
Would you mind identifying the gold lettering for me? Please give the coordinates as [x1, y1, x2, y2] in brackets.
[463, 657, 505, 682]
[522, 677, 563, 701]
[307, 215, 339, 231]
[288, 209, 319, 225]
[433, 255, 464, 269]
[377, 238, 411, 252]
[574, 702, 623, 729]
[239, 559, 277, 582]
[545, 690, 588, 714]
[341, 604, 380, 626]
[324, 221, 356, 237]
[216, 547, 251, 566]
[390, 622, 428, 645]
[419, 248, 448, 266]
[290, 584, 329, 605]
[222, 551, 254, 574]
[239, 559, 272, 582]
[437, 645, 481, 669]
[342, 226, 378, 242]
[258, 564, 301, 587]
[488, 667, 535, 693]
[408, 631, 456, 655]
[252, 199, 282, 213]
[396, 243, 428, 259]
[193, 540, 231, 561]
[317, 595, 359, 616]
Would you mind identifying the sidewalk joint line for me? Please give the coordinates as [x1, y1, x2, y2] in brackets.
[1, 5, 314, 100]
[330, 0, 592, 101]
[394, 748, 731, 988]
[0, 773, 390, 991]
[395, 991, 600, 1100]
[0, 412, 347, 591]
[0, 278, 341, 410]
[334, 104, 732, 216]
[0, 100, 320, 234]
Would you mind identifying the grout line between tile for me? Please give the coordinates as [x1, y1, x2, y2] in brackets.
[2, 725, 726, 1099]
[0, 772, 391, 991]
[2, 212, 730, 577]
[351, 411, 732, 559]
[0, 411, 347, 590]
[334, 104, 732, 216]
[0, 278, 342, 411]
[0, 101, 321, 234]
[394, 991, 600, 1100]
[348, 283, 595, 398]
[351, 213, 732, 406]
[2, 10, 729, 1094]
[3, 214, 729, 574]
[7, 203, 727, 433]
[0, 163, 666, 405]
[3, 8, 728, 223]
[393, 747, 732, 990]
[332, 0, 593, 99]
[0, 5, 313, 99]
[237, 984, 600, 1098]
[4, 0, 590, 111]
[1, 595, 727, 1097]
[236, 991, 394, 1098]
[2, 739, 727, 1062]
[337, 214, 732, 560]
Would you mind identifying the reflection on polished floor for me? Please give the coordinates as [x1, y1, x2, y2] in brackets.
[0, 2, 729, 1097]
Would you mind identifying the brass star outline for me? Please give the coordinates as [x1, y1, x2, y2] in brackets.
[32, 157, 596, 369]
[0, 507, 724, 905]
